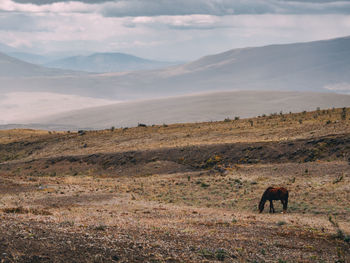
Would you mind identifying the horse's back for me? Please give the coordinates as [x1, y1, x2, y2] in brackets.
[265, 186, 288, 200]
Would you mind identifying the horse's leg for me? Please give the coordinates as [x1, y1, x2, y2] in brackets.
[269, 200, 274, 213]
[283, 198, 288, 213]
[281, 200, 285, 213]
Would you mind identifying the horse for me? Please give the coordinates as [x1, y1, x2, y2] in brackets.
[258, 187, 288, 213]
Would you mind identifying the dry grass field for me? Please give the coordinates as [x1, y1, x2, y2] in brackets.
[0, 108, 349, 262]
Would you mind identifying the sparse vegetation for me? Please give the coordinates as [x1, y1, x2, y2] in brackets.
[341, 107, 347, 120]
[0, 108, 349, 262]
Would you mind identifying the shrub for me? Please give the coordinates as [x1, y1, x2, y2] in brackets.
[333, 175, 343, 184]
[78, 130, 86, 135]
[95, 224, 107, 231]
[277, 221, 286, 226]
[215, 249, 228, 261]
[204, 155, 221, 168]
[200, 182, 210, 188]
[341, 107, 347, 120]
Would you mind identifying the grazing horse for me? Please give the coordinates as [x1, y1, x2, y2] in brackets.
[258, 187, 288, 213]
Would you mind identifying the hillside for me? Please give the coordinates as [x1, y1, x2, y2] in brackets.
[1, 36, 350, 99]
[0, 52, 82, 77]
[0, 108, 349, 262]
[27, 90, 350, 130]
[8, 52, 53, 65]
[44, 52, 180, 73]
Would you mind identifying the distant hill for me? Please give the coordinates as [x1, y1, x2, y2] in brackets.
[8, 52, 53, 65]
[0, 52, 84, 77]
[1, 36, 350, 99]
[26, 91, 350, 130]
[44, 53, 180, 73]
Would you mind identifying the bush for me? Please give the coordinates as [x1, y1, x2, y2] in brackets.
[78, 130, 86, 135]
[341, 107, 347, 120]
[277, 221, 286, 226]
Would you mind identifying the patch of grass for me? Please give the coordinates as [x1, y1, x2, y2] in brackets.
[200, 182, 210, 188]
[198, 248, 229, 261]
[94, 225, 107, 231]
[333, 175, 343, 184]
[215, 248, 228, 261]
[277, 221, 286, 226]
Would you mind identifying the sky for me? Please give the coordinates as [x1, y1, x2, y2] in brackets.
[1, 0, 350, 61]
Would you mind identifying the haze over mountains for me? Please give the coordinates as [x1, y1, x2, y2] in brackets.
[44, 53, 181, 73]
[1, 36, 350, 129]
[1, 36, 350, 99]
[0, 52, 82, 77]
[29, 91, 350, 130]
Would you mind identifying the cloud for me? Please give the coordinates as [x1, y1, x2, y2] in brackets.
[13, 0, 109, 4]
[1, 12, 350, 60]
[1, 0, 350, 61]
[0, 0, 96, 13]
[124, 15, 227, 30]
[2, 0, 350, 16]
[0, 12, 50, 31]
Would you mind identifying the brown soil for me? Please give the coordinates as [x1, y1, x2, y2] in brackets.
[0, 108, 349, 262]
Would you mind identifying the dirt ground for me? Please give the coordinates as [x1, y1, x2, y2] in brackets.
[0, 108, 349, 262]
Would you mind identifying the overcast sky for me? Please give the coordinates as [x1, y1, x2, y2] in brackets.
[1, 0, 350, 60]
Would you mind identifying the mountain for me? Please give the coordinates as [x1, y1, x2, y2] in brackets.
[0, 52, 84, 77]
[44, 52, 180, 73]
[1, 36, 350, 99]
[8, 52, 53, 65]
[27, 91, 350, 130]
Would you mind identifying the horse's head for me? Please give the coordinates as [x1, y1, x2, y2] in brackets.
[258, 199, 265, 213]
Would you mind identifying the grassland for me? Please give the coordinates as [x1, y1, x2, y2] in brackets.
[0, 108, 349, 262]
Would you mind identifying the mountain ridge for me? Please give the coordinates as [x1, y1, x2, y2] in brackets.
[44, 52, 181, 73]
[1, 36, 350, 100]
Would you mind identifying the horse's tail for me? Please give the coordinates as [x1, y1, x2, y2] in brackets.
[283, 189, 289, 212]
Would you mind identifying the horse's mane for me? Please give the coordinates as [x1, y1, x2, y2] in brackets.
[262, 187, 274, 197]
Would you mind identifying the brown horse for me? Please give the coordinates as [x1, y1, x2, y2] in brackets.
[258, 187, 288, 213]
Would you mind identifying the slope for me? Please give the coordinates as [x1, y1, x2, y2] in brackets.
[29, 90, 350, 130]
